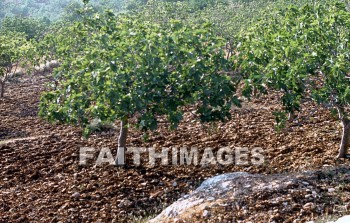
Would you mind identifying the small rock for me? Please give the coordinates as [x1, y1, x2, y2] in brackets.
[203, 210, 211, 217]
[68, 208, 76, 212]
[183, 195, 190, 199]
[328, 188, 336, 193]
[286, 181, 294, 186]
[71, 192, 80, 198]
[305, 194, 312, 199]
[173, 182, 178, 187]
[303, 202, 315, 211]
[118, 199, 133, 208]
[207, 197, 215, 201]
[302, 181, 310, 186]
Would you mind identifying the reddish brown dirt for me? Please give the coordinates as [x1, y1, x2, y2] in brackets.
[1, 74, 350, 222]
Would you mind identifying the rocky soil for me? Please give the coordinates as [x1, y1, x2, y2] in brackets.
[1, 73, 350, 222]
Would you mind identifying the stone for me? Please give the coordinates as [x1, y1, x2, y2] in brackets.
[335, 215, 350, 223]
[71, 192, 80, 198]
[328, 188, 336, 193]
[303, 202, 314, 211]
[203, 210, 211, 218]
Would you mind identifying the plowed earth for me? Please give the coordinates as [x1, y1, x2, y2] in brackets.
[1, 73, 350, 222]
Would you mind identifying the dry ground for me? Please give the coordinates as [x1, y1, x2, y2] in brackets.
[1, 73, 350, 222]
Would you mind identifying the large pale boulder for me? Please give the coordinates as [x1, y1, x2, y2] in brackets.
[149, 172, 297, 223]
[336, 215, 350, 223]
[149, 168, 350, 222]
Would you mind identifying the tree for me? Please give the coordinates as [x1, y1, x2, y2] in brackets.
[0, 2, 5, 20]
[61, 1, 90, 22]
[0, 31, 32, 98]
[1, 17, 48, 40]
[38, 12, 240, 164]
[233, 1, 350, 158]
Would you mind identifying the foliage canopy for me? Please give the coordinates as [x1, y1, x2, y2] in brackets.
[0, 31, 33, 97]
[233, 1, 350, 157]
[39, 12, 240, 136]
